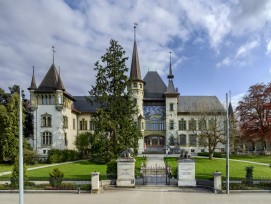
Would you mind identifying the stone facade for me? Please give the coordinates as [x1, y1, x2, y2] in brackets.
[28, 39, 225, 156]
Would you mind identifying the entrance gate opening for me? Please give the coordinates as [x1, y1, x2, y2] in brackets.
[140, 164, 171, 185]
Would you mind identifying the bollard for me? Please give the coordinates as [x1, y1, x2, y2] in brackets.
[213, 172, 222, 193]
[91, 172, 100, 193]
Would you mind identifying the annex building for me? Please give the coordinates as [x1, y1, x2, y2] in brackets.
[28, 38, 225, 155]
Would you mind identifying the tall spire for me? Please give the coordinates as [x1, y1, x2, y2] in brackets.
[168, 52, 174, 80]
[28, 66, 37, 90]
[130, 23, 142, 81]
[52, 46, 55, 64]
[164, 52, 179, 96]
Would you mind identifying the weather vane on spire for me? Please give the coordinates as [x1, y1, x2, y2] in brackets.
[134, 22, 138, 42]
[52, 46, 55, 64]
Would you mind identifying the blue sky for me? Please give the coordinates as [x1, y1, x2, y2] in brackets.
[0, 0, 271, 109]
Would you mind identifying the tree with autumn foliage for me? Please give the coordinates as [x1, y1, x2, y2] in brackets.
[236, 83, 271, 153]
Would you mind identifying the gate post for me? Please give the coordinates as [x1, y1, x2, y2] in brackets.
[116, 157, 136, 187]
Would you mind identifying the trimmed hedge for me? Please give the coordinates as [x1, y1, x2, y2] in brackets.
[197, 152, 223, 158]
[47, 149, 79, 163]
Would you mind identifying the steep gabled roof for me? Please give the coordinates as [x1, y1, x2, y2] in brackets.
[37, 63, 65, 91]
[72, 96, 100, 113]
[143, 71, 167, 99]
[178, 96, 225, 113]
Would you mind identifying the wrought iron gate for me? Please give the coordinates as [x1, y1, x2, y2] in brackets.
[140, 164, 171, 185]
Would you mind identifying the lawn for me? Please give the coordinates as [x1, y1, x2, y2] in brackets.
[1, 157, 145, 179]
[27, 160, 107, 179]
[228, 155, 271, 164]
[165, 157, 271, 180]
[0, 163, 45, 173]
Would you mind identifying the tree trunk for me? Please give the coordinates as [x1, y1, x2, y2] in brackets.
[209, 151, 214, 160]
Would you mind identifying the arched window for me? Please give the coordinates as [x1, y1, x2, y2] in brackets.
[41, 113, 52, 127]
[42, 131, 52, 146]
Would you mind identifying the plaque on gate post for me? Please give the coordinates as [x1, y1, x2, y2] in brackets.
[116, 149, 136, 187]
[178, 157, 196, 187]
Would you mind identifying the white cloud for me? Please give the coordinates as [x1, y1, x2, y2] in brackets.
[231, 93, 245, 110]
[0, 0, 271, 98]
[266, 40, 271, 55]
[235, 37, 260, 58]
[216, 36, 260, 67]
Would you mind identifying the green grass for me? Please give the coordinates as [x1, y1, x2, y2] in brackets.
[26, 160, 107, 179]
[165, 157, 271, 180]
[135, 156, 146, 176]
[0, 163, 13, 173]
[0, 163, 46, 173]
[228, 155, 271, 164]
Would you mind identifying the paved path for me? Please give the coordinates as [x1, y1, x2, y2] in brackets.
[145, 154, 165, 168]
[194, 156, 270, 166]
[1, 190, 270, 204]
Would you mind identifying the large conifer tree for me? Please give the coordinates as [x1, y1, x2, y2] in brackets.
[89, 39, 142, 162]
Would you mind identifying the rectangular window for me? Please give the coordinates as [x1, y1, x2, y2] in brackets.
[64, 133, 68, 146]
[89, 120, 95, 130]
[179, 134, 186, 145]
[169, 120, 174, 130]
[189, 134, 197, 146]
[179, 119, 186, 130]
[84, 119, 87, 130]
[189, 118, 197, 131]
[80, 121, 83, 130]
[63, 116, 68, 129]
[73, 119, 75, 130]
[170, 103, 174, 111]
[199, 118, 207, 130]
[208, 118, 215, 130]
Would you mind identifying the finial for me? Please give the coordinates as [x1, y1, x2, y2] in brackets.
[134, 23, 138, 42]
[229, 91, 231, 103]
[52, 46, 55, 64]
[32, 66, 35, 75]
[169, 51, 172, 69]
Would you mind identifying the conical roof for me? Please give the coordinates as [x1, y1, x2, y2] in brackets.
[37, 63, 65, 91]
[28, 66, 37, 90]
[130, 41, 142, 81]
[228, 102, 234, 119]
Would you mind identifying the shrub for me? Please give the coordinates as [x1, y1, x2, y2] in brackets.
[197, 152, 223, 158]
[106, 160, 117, 175]
[47, 149, 79, 163]
[10, 157, 28, 189]
[49, 168, 64, 187]
[245, 166, 254, 186]
[23, 149, 38, 165]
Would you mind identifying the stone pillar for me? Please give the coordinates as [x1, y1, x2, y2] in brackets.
[91, 172, 100, 193]
[178, 159, 196, 187]
[213, 172, 222, 193]
[116, 158, 135, 187]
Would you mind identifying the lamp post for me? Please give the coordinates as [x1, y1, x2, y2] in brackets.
[19, 86, 24, 204]
[226, 93, 229, 194]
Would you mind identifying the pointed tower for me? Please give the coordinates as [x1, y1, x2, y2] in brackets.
[28, 66, 38, 111]
[164, 52, 179, 147]
[129, 24, 145, 130]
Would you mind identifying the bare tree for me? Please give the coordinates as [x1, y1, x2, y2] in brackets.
[190, 112, 226, 159]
